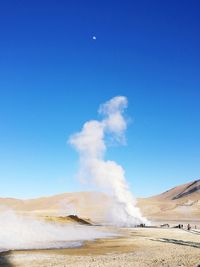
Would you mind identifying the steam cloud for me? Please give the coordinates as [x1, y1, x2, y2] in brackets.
[0, 96, 147, 253]
[69, 96, 148, 226]
[0, 211, 113, 252]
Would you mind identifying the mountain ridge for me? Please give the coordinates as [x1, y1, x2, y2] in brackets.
[0, 180, 199, 222]
[148, 179, 200, 201]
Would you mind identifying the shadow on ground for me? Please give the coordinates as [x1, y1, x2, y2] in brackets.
[188, 230, 200, 236]
[180, 229, 200, 236]
[0, 253, 13, 267]
[151, 238, 200, 248]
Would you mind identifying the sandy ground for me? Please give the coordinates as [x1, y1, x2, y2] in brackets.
[0, 226, 200, 267]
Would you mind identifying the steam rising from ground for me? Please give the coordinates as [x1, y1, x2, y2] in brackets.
[0, 211, 112, 252]
[0, 96, 147, 253]
[69, 96, 148, 226]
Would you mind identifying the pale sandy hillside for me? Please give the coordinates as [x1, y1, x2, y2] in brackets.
[137, 179, 200, 222]
[0, 180, 199, 223]
[0, 192, 109, 222]
[149, 179, 200, 201]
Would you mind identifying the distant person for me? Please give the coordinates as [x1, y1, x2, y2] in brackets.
[187, 224, 191, 231]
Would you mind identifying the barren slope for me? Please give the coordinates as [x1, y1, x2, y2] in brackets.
[0, 192, 109, 222]
[0, 180, 199, 223]
[137, 179, 200, 222]
[150, 179, 200, 201]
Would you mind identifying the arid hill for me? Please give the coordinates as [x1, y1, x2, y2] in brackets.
[137, 179, 200, 222]
[0, 192, 109, 222]
[149, 179, 200, 201]
[0, 180, 199, 223]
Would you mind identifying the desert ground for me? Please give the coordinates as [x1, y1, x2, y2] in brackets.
[0, 180, 199, 266]
[0, 226, 200, 267]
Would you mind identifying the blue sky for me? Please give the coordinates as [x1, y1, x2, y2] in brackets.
[0, 0, 200, 198]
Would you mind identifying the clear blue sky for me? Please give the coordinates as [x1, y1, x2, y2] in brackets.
[0, 0, 200, 199]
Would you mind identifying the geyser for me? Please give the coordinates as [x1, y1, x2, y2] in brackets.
[69, 96, 148, 226]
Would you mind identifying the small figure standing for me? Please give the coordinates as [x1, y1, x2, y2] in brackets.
[187, 224, 191, 231]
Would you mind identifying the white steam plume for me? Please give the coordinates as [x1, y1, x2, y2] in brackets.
[0, 211, 113, 252]
[69, 96, 148, 226]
